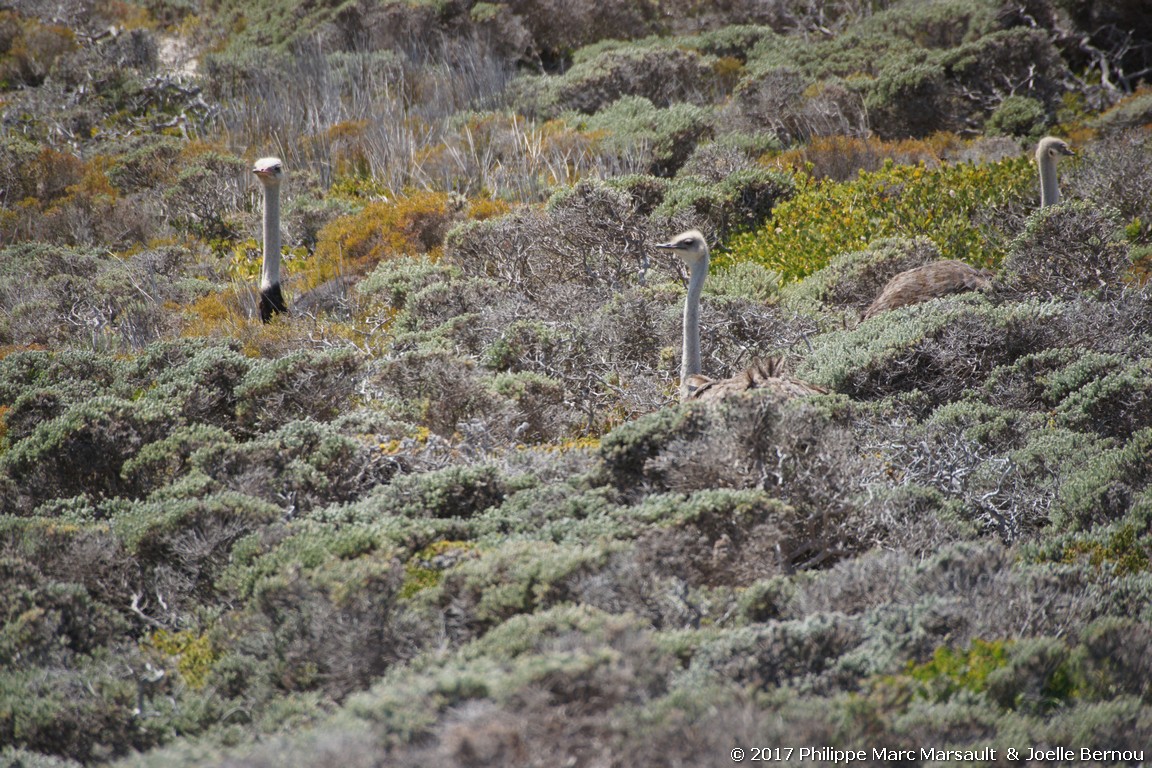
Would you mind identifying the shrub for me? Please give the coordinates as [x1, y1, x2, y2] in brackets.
[728, 156, 1035, 282]
[627, 488, 798, 586]
[113, 491, 281, 595]
[574, 96, 715, 176]
[655, 166, 795, 240]
[515, 43, 722, 118]
[1052, 428, 1152, 531]
[998, 202, 1130, 299]
[1053, 358, 1152, 439]
[312, 191, 460, 275]
[781, 236, 942, 318]
[162, 145, 246, 241]
[2, 396, 176, 510]
[799, 297, 1062, 404]
[0, 11, 77, 90]
[234, 349, 362, 432]
[422, 539, 622, 638]
[986, 95, 1048, 138]
[446, 181, 654, 296]
[147, 343, 252, 432]
[184, 420, 391, 512]
[1069, 131, 1152, 246]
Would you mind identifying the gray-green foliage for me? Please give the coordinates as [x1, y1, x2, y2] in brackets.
[999, 202, 1130, 298]
[6, 1, 1152, 765]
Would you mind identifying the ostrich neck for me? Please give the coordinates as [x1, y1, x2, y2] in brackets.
[682, 257, 708, 394]
[1039, 157, 1060, 207]
[261, 185, 281, 290]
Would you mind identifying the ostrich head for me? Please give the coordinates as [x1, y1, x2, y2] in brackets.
[1036, 137, 1073, 163]
[252, 156, 283, 186]
[655, 229, 709, 268]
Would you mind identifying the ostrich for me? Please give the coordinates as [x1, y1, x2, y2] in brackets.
[863, 137, 1073, 319]
[1036, 136, 1074, 208]
[863, 259, 994, 319]
[253, 157, 287, 322]
[655, 229, 826, 402]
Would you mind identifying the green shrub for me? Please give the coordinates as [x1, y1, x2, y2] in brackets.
[985, 638, 1079, 713]
[906, 638, 1010, 701]
[999, 202, 1130, 299]
[781, 236, 942, 318]
[516, 43, 721, 119]
[573, 96, 715, 177]
[421, 539, 623, 635]
[986, 95, 1048, 138]
[234, 349, 362, 432]
[655, 166, 794, 239]
[728, 156, 1035, 282]
[1053, 429, 1152, 530]
[2, 396, 176, 510]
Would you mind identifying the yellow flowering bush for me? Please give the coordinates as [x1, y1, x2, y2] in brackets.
[726, 156, 1035, 281]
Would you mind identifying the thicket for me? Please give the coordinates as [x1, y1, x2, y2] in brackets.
[1, 0, 1151, 765]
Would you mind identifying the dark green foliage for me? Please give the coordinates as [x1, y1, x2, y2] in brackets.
[4, 1, 1152, 765]
[866, 61, 949, 138]
[986, 95, 1048, 138]
[1052, 428, 1152, 530]
[515, 44, 723, 118]
[801, 297, 1061, 405]
[147, 344, 252, 432]
[362, 464, 509, 521]
[2, 396, 175, 510]
[655, 166, 795, 239]
[999, 202, 1130, 298]
[597, 403, 706, 489]
[234, 349, 362, 431]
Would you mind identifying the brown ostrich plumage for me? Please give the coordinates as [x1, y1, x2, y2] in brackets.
[863, 259, 994, 320]
[685, 357, 828, 402]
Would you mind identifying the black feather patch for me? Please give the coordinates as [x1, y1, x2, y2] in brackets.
[259, 283, 288, 323]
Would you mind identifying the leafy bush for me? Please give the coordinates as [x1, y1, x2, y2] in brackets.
[2, 396, 176, 510]
[1052, 428, 1152, 531]
[515, 43, 722, 118]
[655, 166, 795, 239]
[998, 202, 1130, 299]
[728, 156, 1035, 282]
[573, 96, 715, 176]
[799, 297, 1062, 404]
[986, 95, 1048, 138]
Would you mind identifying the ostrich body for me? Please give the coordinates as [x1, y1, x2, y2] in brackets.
[686, 356, 827, 402]
[655, 230, 826, 402]
[253, 157, 287, 322]
[1036, 136, 1073, 208]
[863, 259, 994, 319]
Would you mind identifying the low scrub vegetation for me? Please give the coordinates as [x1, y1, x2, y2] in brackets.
[1, 0, 1150, 765]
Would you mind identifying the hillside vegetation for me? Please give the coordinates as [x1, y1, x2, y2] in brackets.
[2, 0, 1152, 765]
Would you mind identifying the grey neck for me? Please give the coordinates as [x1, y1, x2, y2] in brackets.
[681, 257, 707, 398]
[261, 184, 281, 290]
[1039, 156, 1060, 207]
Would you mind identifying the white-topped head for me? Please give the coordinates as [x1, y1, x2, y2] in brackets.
[655, 229, 710, 268]
[252, 156, 283, 186]
[1035, 136, 1074, 163]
